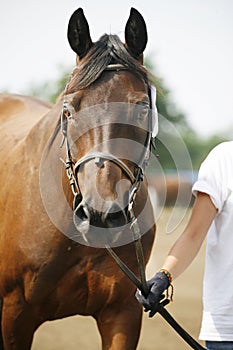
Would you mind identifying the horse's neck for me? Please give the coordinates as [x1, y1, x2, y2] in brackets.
[24, 100, 62, 154]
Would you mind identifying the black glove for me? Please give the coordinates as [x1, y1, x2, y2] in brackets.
[135, 271, 170, 317]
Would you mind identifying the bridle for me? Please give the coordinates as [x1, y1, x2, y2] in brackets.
[60, 63, 155, 217]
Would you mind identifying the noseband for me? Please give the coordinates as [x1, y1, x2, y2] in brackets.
[60, 64, 156, 215]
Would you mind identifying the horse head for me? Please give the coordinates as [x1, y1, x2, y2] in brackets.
[59, 8, 156, 247]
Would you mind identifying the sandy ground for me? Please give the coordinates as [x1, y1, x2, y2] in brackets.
[31, 207, 206, 350]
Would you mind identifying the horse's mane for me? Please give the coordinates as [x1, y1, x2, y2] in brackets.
[64, 34, 151, 94]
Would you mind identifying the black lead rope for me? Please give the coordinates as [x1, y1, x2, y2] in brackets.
[106, 245, 206, 350]
[157, 304, 206, 350]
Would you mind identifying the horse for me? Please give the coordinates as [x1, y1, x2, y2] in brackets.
[0, 8, 156, 349]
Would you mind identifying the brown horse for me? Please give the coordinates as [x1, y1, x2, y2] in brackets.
[0, 8, 155, 350]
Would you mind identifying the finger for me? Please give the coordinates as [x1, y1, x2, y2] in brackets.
[149, 307, 158, 318]
[135, 293, 146, 305]
[135, 290, 144, 303]
[143, 305, 150, 312]
[135, 294, 151, 310]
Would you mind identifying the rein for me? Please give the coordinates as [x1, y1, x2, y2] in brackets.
[60, 64, 206, 350]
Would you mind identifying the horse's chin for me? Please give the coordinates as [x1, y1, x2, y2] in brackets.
[85, 229, 123, 248]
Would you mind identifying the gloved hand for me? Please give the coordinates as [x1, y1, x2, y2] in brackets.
[135, 271, 170, 317]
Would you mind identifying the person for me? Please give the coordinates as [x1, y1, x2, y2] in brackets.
[136, 141, 233, 350]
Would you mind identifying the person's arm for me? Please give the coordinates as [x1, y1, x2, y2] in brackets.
[162, 191, 217, 280]
[136, 191, 217, 316]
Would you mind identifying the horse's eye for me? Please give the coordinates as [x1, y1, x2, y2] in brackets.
[63, 102, 75, 121]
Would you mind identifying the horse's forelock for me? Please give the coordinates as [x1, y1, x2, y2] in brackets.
[64, 34, 150, 95]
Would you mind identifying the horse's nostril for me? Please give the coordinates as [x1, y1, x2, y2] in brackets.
[105, 203, 127, 228]
[74, 203, 89, 221]
[105, 211, 127, 228]
[74, 200, 127, 229]
[73, 202, 91, 237]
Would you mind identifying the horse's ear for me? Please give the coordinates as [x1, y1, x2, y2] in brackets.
[67, 8, 93, 58]
[125, 8, 148, 59]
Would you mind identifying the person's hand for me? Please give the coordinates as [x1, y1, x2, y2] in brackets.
[135, 271, 170, 317]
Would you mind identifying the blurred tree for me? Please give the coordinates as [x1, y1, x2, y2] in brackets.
[183, 132, 229, 169]
[145, 58, 188, 129]
[145, 58, 229, 170]
[28, 65, 72, 104]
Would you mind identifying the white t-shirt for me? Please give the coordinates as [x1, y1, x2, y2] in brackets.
[192, 141, 233, 341]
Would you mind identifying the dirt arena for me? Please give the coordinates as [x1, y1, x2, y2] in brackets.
[31, 207, 206, 350]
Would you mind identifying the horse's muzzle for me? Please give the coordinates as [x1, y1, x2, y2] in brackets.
[74, 199, 127, 228]
[73, 199, 128, 245]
